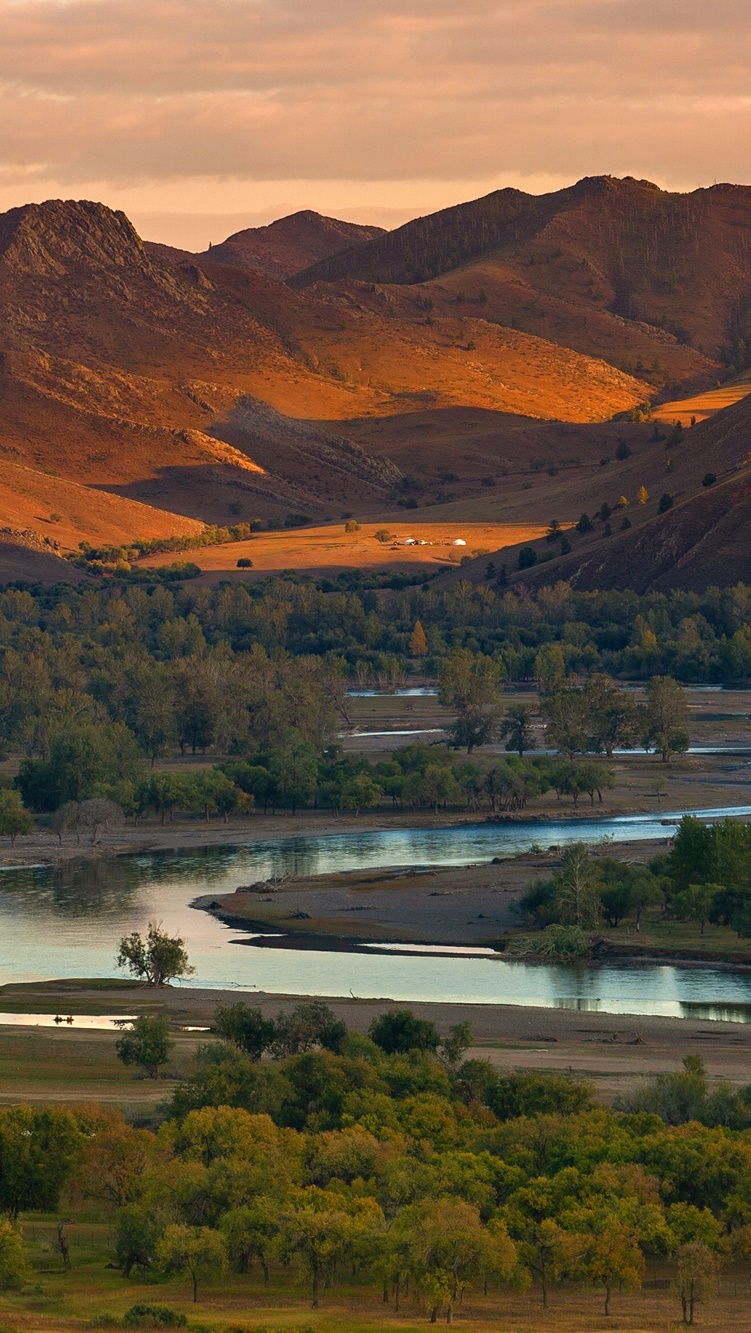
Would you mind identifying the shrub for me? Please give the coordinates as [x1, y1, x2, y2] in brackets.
[518, 546, 538, 570]
[702, 473, 716, 488]
[658, 492, 674, 513]
[122, 1307, 187, 1329]
[236, 558, 253, 568]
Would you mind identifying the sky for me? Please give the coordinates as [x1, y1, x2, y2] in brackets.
[2, 0, 751, 250]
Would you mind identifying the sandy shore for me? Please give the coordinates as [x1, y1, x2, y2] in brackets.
[1, 978, 749, 1108]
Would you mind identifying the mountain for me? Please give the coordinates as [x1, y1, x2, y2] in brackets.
[0, 197, 653, 555]
[291, 176, 751, 388]
[146, 211, 386, 281]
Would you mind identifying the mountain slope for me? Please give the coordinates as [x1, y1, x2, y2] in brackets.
[291, 176, 751, 386]
[145, 211, 386, 281]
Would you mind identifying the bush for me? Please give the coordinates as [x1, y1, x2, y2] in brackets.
[122, 1307, 187, 1329]
[658, 492, 674, 513]
[518, 546, 537, 570]
[236, 558, 253, 568]
[369, 1009, 440, 1054]
[702, 472, 716, 488]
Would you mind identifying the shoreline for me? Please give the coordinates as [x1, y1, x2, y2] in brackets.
[0, 792, 742, 870]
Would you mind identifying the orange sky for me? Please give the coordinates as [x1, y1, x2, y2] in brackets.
[2, 0, 750, 249]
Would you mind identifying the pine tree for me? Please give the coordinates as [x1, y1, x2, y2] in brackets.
[638, 485, 649, 505]
[409, 620, 428, 656]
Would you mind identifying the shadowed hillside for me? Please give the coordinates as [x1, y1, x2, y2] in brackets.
[291, 176, 751, 386]
[0, 198, 652, 550]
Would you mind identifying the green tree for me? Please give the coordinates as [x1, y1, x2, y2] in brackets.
[0, 1106, 82, 1218]
[542, 689, 591, 757]
[213, 1003, 276, 1059]
[339, 772, 384, 816]
[0, 1220, 28, 1290]
[672, 883, 721, 935]
[156, 1224, 227, 1302]
[276, 1189, 353, 1308]
[439, 649, 503, 753]
[583, 674, 641, 756]
[500, 705, 536, 756]
[643, 676, 689, 762]
[116, 1015, 172, 1078]
[221, 1200, 280, 1282]
[117, 922, 193, 986]
[369, 1009, 440, 1054]
[269, 736, 319, 813]
[0, 790, 32, 845]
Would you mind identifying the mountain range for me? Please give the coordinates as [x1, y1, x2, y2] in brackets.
[2, 178, 751, 589]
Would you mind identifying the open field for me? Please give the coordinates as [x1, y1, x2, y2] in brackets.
[653, 380, 751, 425]
[140, 520, 549, 580]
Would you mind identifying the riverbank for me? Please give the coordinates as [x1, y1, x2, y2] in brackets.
[1, 977, 750, 1112]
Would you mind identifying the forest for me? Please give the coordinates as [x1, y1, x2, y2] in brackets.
[2, 990, 751, 1326]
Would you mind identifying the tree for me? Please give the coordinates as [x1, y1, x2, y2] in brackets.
[117, 922, 193, 986]
[576, 513, 594, 533]
[0, 1220, 28, 1291]
[671, 1241, 717, 1324]
[0, 790, 32, 846]
[500, 705, 536, 757]
[77, 797, 121, 842]
[638, 485, 649, 505]
[659, 492, 674, 513]
[541, 689, 591, 757]
[518, 546, 538, 570]
[552, 844, 602, 929]
[50, 800, 80, 844]
[401, 1198, 518, 1324]
[535, 645, 565, 693]
[0, 1106, 81, 1218]
[270, 1001, 347, 1057]
[344, 519, 360, 533]
[115, 1203, 159, 1277]
[78, 1116, 157, 1207]
[339, 773, 384, 816]
[116, 1015, 172, 1078]
[213, 1003, 276, 1059]
[672, 884, 720, 935]
[276, 1189, 355, 1308]
[269, 736, 318, 813]
[156, 1224, 227, 1302]
[409, 620, 428, 656]
[369, 1009, 440, 1054]
[574, 1208, 644, 1316]
[439, 649, 503, 753]
[374, 529, 391, 543]
[643, 675, 689, 762]
[583, 674, 641, 756]
[221, 1200, 280, 1282]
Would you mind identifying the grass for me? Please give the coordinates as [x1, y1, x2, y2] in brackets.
[5, 1237, 751, 1333]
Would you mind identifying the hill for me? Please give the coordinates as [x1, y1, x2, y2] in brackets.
[291, 176, 751, 388]
[146, 211, 386, 281]
[0, 197, 654, 551]
[436, 391, 751, 593]
[194, 211, 385, 278]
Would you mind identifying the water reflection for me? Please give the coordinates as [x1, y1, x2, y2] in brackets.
[0, 806, 751, 1018]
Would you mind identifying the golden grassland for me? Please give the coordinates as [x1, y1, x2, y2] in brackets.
[140, 521, 549, 580]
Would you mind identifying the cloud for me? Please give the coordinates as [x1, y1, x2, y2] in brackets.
[1, 0, 750, 239]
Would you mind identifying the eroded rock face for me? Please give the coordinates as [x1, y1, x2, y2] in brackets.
[0, 199, 149, 277]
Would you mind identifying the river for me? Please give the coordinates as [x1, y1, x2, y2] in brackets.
[2, 805, 751, 1019]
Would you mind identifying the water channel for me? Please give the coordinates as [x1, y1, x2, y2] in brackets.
[3, 805, 751, 1020]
